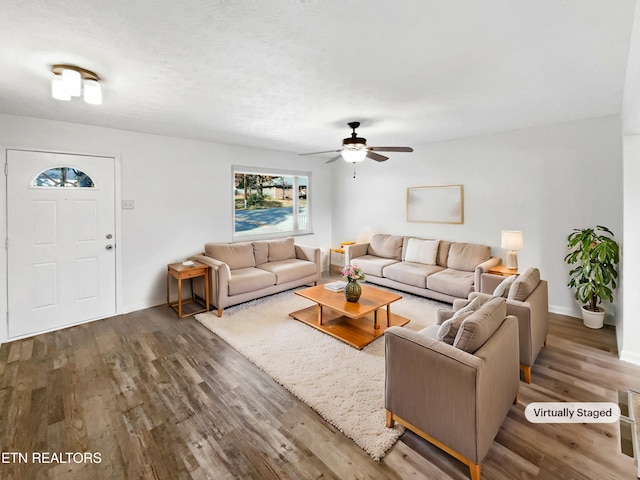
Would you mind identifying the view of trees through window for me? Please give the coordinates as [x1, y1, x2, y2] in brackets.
[233, 169, 310, 238]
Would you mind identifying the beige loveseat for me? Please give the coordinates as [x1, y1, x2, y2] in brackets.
[191, 237, 321, 316]
[385, 297, 520, 480]
[346, 234, 500, 303]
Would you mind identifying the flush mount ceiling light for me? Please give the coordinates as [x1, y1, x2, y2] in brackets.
[51, 64, 102, 105]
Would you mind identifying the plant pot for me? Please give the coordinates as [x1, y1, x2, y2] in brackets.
[581, 306, 605, 329]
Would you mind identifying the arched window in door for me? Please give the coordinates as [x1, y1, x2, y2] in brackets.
[32, 167, 95, 188]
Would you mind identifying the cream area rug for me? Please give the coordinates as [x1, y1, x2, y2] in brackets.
[195, 287, 446, 460]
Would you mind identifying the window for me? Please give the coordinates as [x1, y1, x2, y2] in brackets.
[233, 167, 311, 239]
[32, 167, 95, 188]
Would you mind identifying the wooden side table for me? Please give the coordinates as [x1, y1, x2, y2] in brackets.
[167, 262, 210, 318]
[330, 242, 355, 275]
[487, 264, 519, 277]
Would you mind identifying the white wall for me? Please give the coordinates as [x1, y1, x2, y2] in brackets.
[332, 115, 623, 318]
[0, 113, 333, 341]
[621, 135, 640, 365]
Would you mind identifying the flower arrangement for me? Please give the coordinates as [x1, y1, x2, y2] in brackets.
[341, 264, 365, 283]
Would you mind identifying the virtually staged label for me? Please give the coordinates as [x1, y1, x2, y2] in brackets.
[524, 402, 620, 423]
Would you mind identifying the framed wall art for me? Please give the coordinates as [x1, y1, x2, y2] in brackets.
[406, 184, 464, 224]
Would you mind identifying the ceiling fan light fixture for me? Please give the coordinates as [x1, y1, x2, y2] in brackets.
[342, 148, 367, 163]
[83, 79, 102, 105]
[50, 64, 102, 105]
[61, 68, 82, 97]
[51, 74, 71, 100]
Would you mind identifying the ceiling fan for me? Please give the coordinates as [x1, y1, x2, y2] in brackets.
[298, 122, 414, 164]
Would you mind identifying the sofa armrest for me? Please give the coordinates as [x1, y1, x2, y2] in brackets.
[345, 242, 369, 265]
[436, 309, 454, 325]
[189, 254, 230, 308]
[295, 244, 321, 279]
[478, 273, 505, 294]
[474, 257, 501, 291]
[295, 244, 319, 264]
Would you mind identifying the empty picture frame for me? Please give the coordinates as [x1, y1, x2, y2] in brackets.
[406, 184, 464, 224]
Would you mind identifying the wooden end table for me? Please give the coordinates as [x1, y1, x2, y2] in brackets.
[487, 264, 519, 277]
[167, 262, 210, 318]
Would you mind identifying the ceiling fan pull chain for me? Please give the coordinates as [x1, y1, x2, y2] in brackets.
[353, 164, 356, 179]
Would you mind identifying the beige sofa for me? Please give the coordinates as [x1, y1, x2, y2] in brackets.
[191, 237, 321, 316]
[346, 234, 500, 303]
[385, 297, 520, 480]
[443, 267, 549, 383]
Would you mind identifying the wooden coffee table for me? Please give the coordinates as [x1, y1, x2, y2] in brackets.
[289, 284, 410, 349]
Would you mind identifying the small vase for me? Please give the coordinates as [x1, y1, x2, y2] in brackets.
[344, 279, 362, 302]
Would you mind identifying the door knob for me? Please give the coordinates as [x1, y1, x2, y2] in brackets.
[106, 233, 113, 239]
[106, 244, 114, 250]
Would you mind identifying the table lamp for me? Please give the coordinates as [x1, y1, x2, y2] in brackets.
[501, 230, 523, 270]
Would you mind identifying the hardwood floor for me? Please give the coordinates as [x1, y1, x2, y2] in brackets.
[0, 297, 639, 479]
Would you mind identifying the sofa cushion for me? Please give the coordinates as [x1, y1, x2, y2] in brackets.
[508, 267, 541, 301]
[252, 241, 269, 265]
[383, 262, 444, 288]
[453, 297, 507, 353]
[258, 259, 317, 284]
[404, 238, 439, 265]
[206, 242, 255, 270]
[367, 234, 404, 260]
[493, 275, 517, 298]
[447, 243, 491, 272]
[351, 256, 399, 277]
[426, 269, 475, 298]
[268, 237, 296, 262]
[227, 267, 276, 296]
[436, 240, 452, 267]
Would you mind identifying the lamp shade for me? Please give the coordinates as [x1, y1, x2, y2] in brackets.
[342, 149, 367, 163]
[501, 230, 523, 250]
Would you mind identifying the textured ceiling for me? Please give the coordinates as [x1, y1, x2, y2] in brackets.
[0, 1, 636, 154]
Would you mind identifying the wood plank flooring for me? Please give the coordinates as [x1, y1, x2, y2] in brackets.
[1, 297, 639, 479]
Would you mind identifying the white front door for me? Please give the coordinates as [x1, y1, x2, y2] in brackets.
[7, 150, 116, 339]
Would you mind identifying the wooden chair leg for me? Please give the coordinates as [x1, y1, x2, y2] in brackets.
[520, 364, 531, 384]
[386, 410, 394, 428]
[513, 394, 518, 405]
[469, 463, 481, 480]
[217, 308, 223, 317]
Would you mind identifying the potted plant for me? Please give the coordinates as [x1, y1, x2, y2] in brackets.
[564, 225, 620, 329]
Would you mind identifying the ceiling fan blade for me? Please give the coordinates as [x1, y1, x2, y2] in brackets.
[298, 149, 342, 156]
[366, 151, 388, 162]
[325, 154, 343, 164]
[368, 146, 414, 152]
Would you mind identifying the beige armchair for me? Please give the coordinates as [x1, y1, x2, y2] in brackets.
[446, 267, 548, 383]
[385, 298, 519, 480]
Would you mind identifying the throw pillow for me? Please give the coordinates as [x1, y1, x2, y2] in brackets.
[453, 297, 507, 353]
[507, 267, 541, 301]
[436, 296, 481, 344]
[436, 310, 474, 345]
[493, 275, 517, 298]
[404, 238, 440, 265]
